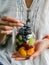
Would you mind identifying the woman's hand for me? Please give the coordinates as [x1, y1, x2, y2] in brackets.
[0, 16, 24, 44]
[29, 39, 49, 60]
[11, 52, 26, 61]
[11, 39, 49, 61]
[0, 16, 24, 35]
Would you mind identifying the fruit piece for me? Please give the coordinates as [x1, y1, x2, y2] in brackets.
[26, 40, 29, 43]
[29, 46, 34, 49]
[18, 41, 23, 46]
[23, 42, 27, 47]
[18, 47, 27, 57]
[27, 47, 34, 56]
[23, 37, 27, 42]
[19, 35, 22, 41]
[23, 42, 29, 50]
[18, 47, 25, 51]
[16, 39, 23, 46]
[16, 39, 19, 43]
[28, 37, 35, 46]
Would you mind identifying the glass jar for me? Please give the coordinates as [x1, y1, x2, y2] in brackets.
[15, 25, 35, 58]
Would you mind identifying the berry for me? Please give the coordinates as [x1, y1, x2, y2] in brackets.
[23, 37, 27, 42]
[28, 46, 34, 49]
[23, 42, 29, 50]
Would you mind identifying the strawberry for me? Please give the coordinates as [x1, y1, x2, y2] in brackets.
[23, 42, 29, 50]
[28, 46, 34, 49]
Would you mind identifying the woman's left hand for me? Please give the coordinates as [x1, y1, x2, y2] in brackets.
[29, 39, 49, 60]
[11, 39, 49, 61]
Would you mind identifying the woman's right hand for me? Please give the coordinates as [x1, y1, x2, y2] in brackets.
[0, 16, 24, 44]
[0, 16, 24, 35]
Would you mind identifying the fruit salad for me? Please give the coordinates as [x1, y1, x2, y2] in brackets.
[16, 25, 35, 58]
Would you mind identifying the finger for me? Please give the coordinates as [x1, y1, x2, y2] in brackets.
[0, 20, 24, 27]
[0, 30, 12, 35]
[12, 51, 22, 58]
[16, 20, 25, 24]
[12, 55, 19, 58]
[1, 16, 25, 24]
[7, 22, 24, 27]
[15, 57, 26, 61]
[0, 26, 13, 30]
[12, 51, 19, 55]
[0, 19, 8, 25]
[1, 16, 17, 22]
[12, 53, 20, 58]
[1, 16, 24, 26]
[12, 53, 26, 60]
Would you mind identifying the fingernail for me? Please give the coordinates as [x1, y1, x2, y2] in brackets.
[9, 30, 13, 33]
[21, 24, 24, 26]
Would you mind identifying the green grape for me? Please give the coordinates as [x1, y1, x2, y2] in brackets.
[16, 39, 19, 43]
[18, 35, 22, 41]
[18, 41, 23, 45]
[28, 37, 35, 46]
[16, 38, 23, 45]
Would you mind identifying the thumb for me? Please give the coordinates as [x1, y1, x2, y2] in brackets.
[34, 40, 41, 46]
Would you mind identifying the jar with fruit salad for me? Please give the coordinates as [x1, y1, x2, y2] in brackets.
[15, 25, 35, 58]
[15, 9, 35, 58]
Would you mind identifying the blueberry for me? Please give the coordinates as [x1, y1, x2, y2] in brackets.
[22, 36, 27, 42]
